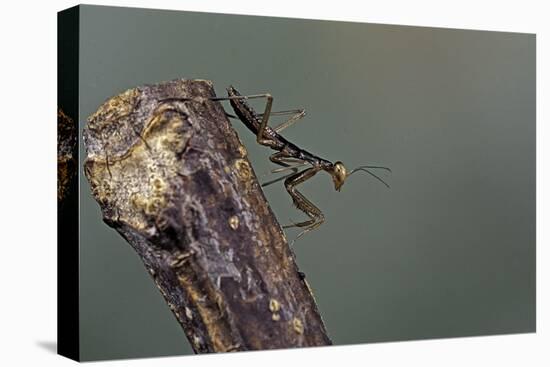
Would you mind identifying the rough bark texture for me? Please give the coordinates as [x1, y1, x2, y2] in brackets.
[58, 108, 77, 203]
[83, 79, 332, 353]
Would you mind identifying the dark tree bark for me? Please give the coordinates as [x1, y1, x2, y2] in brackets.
[83, 79, 332, 353]
[57, 108, 77, 204]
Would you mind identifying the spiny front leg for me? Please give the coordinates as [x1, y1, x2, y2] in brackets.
[283, 167, 325, 239]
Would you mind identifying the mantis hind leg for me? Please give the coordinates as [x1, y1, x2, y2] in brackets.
[213, 93, 306, 138]
[207, 93, 273, 144]
[257, 109, 306, 133]
[228, 108, 307, 133]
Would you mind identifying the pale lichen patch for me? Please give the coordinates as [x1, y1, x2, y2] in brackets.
[192, 334, 202, 349]
[87, 88, 140, 135]
[237, 144, 247, 158]
[234, 158, 251, 181]
[292, 317, 304, 334]
[84, 93, 192, 231]
[228, 215, 239, 230]
[269, 299, 281, 321]
[185, 307, 193, 320]
[269, 299, 280, 313]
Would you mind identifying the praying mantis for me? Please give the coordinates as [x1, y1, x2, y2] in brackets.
[161, 85, 391, 241]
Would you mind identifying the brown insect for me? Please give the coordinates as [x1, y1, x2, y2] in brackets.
[162, 86, 391, 241]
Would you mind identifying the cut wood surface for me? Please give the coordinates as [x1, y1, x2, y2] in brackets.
[83, 79, 332, 353]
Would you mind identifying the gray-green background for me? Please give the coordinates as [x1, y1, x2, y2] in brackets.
[77, 5, 535, 361]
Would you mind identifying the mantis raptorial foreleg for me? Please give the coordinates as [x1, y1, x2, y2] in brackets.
[283, 167, 325, 240]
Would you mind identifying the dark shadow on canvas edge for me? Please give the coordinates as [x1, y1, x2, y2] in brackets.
[36, 340, 57, 354]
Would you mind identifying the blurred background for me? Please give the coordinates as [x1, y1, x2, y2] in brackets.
[77, 5, 535, 360]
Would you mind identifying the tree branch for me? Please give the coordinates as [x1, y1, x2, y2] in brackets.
[83, 79, 332, 353]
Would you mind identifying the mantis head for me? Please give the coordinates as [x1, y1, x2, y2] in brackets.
[330, 161, 391, 191]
